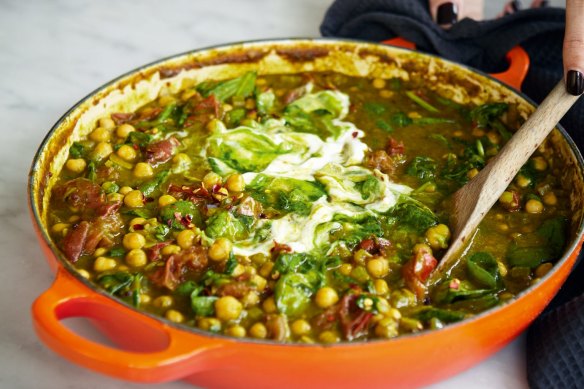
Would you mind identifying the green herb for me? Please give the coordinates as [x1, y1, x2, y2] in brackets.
[256, 89, 275, 115]
[108, 247, 126, 258]
[391, 112, 413, 127]
[391, 201, 438, 233]
[469, 103, 512, 141]
[414, 118, 455, 125]
[274, 273, 315, 317]
[356, 294, 382, 313]
[205, 210, 248, 240]
[406, 156, 437, 182]
[127, 131, 153, 147]
[376, 119, 394, 133]
[363, 102, 386, 115]
[176, 280, 200, 296]
[69, 142, 85, 158]
[405, 91, 439, 113]
[152, 224, 170, 241]
[224, 252, 238, 275]
[429, 134, 449, 147]
[466, 252, 500, 289]
[139, 170, 169, 196]
[97, 272, 143, 306]
[404, 306, 465, 323]
[102, 181, 119, 194]
[86, 161, 97, 181]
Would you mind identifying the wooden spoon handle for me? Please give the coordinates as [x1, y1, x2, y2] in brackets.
[430, 80, 581, 284]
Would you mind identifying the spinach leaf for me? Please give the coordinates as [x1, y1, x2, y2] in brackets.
[205, 209, 248, 240]
[108, 246, 126, 258]
[202, 71, 257, 102]
[363, 102, 386, 115]
[248, 174, 326, 216]
[376, 118, 394, 133]
[390, 201, 438, 233]
[86, 161, 97, 181]
[403, 306, 465, 323]
[97, 272, 143, 306]
[538, 216, 568, 256]
[274, 273, 315, 317]
[507, 246, 553, 268]
[152, 224, 170, 241]
[159, 200, 203, 230]
[469, 103, 512, 141]
[467, 252, 500, 289]
[191, 296, 218, 317]
[432, 280, 493, 305]
[176, 280, 200, 296]
[225, 108, 246, 127]
[138, 170, 169, 196]
[406, 156, 437, 182]
[283, 90, 348, 138]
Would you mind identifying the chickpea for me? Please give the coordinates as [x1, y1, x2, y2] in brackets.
[203, 171, 222, 188]
[499, 190, 520, 211]
[259, 261, 274, 278]
[153, 295, 173, 308]
[133, 162, 154, 178]
[375, 318, 399, 339]
[70, 270, 89, 282]
[366, 258, 389, 278]
[516, 175, 531, 188]
[68, 215, 80, 223]
[65, 158, 87, 173]
[93, 247, 108, 257]
[161, 244, 181, 256]
[116, 145, 137, 161]
[372, 78, 386, 89]
[93, 257, 117, 272]
[525, 199, 544, 214]
[249, 322, 268, 339]
[51, 223, 70, 235]
[251, 275, 267, 291]
[89, 127, 111, 142]
[315, 287, 339, 308]
[543, 192, 557, 206]
[99, 117, 116, 129]
[262, 297, 277, 314]
[119, 186, 133, 195]
[486, 131, 500, 145]
[123, 232, 146, 250]
[198, 317, 222, 332]
[116, 123, 135, 139]
[125, 249, 147, 267]
[467, 168, 479, 179]
[532, 156, 548, 171]
[291, 319, 311, 336]
[177, 229, 196, 250]
[172, 153, 191, 169]
[242, 291, 260, 307]
[139, 294, 151, 304]
[339, 263, 353, 276]
[225, 173, 245, 192]
[124, 190, 144, 208]
[165, 309, 184, 323]
[535, 262, 553, 278]
[158, 195, 177, 207]
[319, 330, 340, 344]
[226, 325, 246, 338]
[231, 264, 245, 278]
[215, 296, 243, 321]
[374, 279, 389, 296]
[208, 238, 232, 261]
[425, 224, 451, 250]
[379, 89, 393, 98]
[92, 141, 113, 160]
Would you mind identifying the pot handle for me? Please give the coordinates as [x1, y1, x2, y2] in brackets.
[382, 37, 530, 90]
[32, 269, 227, 382]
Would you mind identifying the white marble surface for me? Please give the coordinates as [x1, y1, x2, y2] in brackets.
[0, 0, 551, 387]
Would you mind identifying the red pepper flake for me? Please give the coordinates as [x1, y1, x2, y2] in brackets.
[133, 224, 145, 231]
[352, 131, 358, 138]
[212, 184, 221, 193]
[145, 197, 154, 203]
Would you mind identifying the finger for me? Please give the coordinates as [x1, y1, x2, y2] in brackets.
[564, 0, 584, 95]
[429, 0, 462, 27]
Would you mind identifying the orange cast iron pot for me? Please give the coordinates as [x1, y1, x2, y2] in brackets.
[29, 38, 584, 389]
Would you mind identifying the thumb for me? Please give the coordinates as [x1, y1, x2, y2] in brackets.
[564, 0, 584, 95]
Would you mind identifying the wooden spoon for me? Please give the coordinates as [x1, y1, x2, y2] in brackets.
[428, 80, 581, 286]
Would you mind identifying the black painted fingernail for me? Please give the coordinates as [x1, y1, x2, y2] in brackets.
[511, 0, 522, 11]
[567, 70, 584, 96]
[437, 3, 458, 25]
[540, 0, 549, 7]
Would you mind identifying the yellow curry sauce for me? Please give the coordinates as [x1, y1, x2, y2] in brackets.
[47, 71, 569, 343]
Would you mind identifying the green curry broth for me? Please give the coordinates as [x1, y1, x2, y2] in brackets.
[47, 71, 570, 343]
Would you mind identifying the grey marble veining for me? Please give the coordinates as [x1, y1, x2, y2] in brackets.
[0, 0, 555, 387]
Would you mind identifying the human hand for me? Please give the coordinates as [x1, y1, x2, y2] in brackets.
[564, 0, 584, 95]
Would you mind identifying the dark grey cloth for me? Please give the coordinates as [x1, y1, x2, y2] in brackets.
[321, 1, 584, 387]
